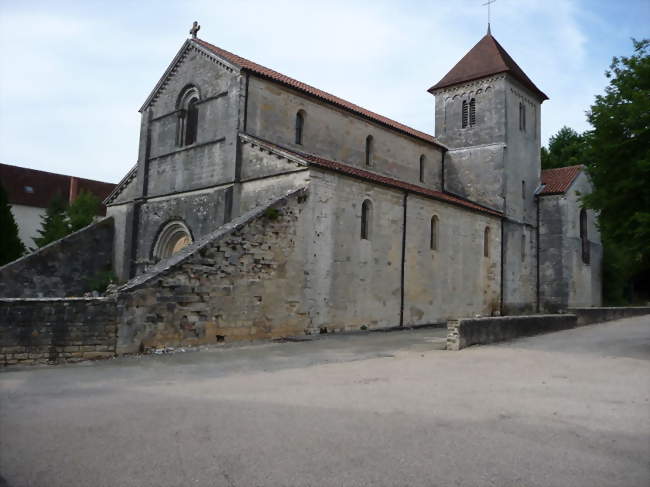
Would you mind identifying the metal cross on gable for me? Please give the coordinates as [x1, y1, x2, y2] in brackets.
[190, 21, 200, 38]
[483, 0, 496, 34]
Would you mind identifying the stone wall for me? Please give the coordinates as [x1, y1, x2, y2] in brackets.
[115, 188, 310, 354]
[447, 314, 577, 350]
[403, 193, 501, 325]
[570, 307, 650, 327]
[133, 185, 232, 275]
[0, 217, 114, 298]
[0, 297, 117, 365]
[142, 42, 241, 197]
[245, 76, 444, 190]
[538, 172, 602, 312]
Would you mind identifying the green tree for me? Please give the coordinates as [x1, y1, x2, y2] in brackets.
[0, 182, 26, 265]
[67, 190, 100, 232]
[34, 193, 69, 248]
[34, 190, 102, 248]
[541, 126, 591, 170]
[583, 38, 650, 302]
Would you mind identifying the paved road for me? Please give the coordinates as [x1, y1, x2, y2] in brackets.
[1, 318, 648, 487]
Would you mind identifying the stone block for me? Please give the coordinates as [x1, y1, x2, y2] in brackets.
[82, 351, 114, 360]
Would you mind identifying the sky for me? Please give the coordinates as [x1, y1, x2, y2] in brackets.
[0, 0, 648, 183]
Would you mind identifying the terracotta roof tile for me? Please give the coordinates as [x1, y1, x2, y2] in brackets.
[243, 135, 501, 218]
[429, 34, 548, 101]
[193, 39, 445, 149]
[540, 165, 583, 195]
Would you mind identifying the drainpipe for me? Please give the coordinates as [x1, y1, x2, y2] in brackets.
[441, 150, 446, 192]
[535, 189, 543, 313]
[399, 192, 408, 327]
[500, 218, 505, 316]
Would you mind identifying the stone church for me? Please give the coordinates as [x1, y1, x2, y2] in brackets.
[0, 26, 602, 352]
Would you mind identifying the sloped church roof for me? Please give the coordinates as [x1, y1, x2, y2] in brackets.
[428, 33, 548, 101]
[539, 165, 584, 195]
[192, 38, 445, 149]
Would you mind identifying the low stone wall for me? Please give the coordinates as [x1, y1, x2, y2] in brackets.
[447, 314, 577, 350]
[0, 298, 117, 365]
[0, 217, 114, 298]
[570, 306, 650, 326]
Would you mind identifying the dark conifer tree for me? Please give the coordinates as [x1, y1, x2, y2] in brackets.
[0, 182, 26, 265]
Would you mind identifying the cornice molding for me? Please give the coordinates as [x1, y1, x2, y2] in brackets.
[139, 41, 240, 113]
[433, 74, 505, 100]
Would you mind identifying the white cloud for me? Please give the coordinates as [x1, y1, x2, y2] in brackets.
[0, 0, 637, 182]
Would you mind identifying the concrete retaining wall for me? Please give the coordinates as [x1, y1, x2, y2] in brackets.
[0, 298, 117, 365]
[570, 307, 650, 326]
[447, 314, 577, 350]
[0, 217, 114, 298]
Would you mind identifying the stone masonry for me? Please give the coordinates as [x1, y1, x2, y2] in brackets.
[115, 188, 310, 353]
[0, 297, 117, 365]
[0, 217, 114, 298]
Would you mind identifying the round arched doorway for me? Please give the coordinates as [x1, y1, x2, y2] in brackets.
[152, 221, 193, 261]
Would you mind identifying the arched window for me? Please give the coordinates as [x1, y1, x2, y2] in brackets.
[361, 199, 373, 240]
[295, 110, 305, 145]
[365, 135, 374, 167]
[176, 86, 200, 147]
[483, 226, 491, 258]
[185, 98, 199, 145]
[430, 215, 439, 251]
[521, 233, 526, 262]
[462, 100, 468, 128]
[519, 102, 526, 132]
[419, 155, 426, 183]
[469, 98, 476, 126]
[153, 221, 193, 261]
[580, 209, 590, 264]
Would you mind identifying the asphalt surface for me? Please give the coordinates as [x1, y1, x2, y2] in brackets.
[0, 317, 648, 487]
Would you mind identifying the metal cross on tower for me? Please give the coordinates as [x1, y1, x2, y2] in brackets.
[482, 0, 496, 34]
[190, 21, 201, 38]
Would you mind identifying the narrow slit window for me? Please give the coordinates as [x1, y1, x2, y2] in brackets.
[361, 200, 373, 240]
[176, 86, 200, 147]
[469, 98, 476, 126]
[365, 135, 373, 167]
[483, 227, 491, 258]
[522, 180, 526, 199]
[430, 215, 439, 251]
[295, 110, 305, 145]
[519, 102, 526, 132]
[185, 98, 199, 145]
[521, 233, 526, 262]
[580, 209, 590, 264]
[462, 100, 468, 128]
[419, 155, 426, 183]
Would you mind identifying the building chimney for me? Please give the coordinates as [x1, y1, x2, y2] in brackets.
[69, 176, 79, 204]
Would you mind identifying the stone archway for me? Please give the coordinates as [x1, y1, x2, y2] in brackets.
[152, 221, 193, 261]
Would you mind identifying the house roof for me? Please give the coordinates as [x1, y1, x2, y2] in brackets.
[192, 38, 445, 149]
[0, 163, 116, 211]
[539, 165, 584, 195]
[242, 134, 502, 218]
[428, 33, 548, 101]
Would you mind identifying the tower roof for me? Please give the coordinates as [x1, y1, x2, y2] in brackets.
[428, 33, 548, 101]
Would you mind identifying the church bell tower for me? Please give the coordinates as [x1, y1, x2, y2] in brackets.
[429, 31, 548, 314]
